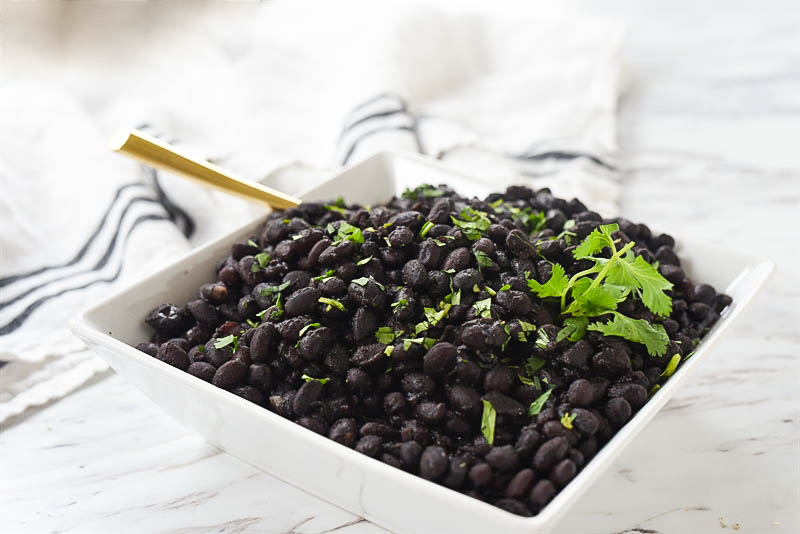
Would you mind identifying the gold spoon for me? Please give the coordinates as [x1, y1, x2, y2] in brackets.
[111, 129, 301, 210]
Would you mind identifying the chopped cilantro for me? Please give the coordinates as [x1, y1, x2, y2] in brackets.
[661, 353, 681, 377]
[560, 412, 578, 430]
[301, 374, 330, 385]
[255, 252, 270, 268]
[518, 374, 537, 386]
[443, 268, 456, 274]
[356, 256, 373, 266]
[480, 399, 496, 445]
[451, 207, 491, 240]
[556, 317, 589, 343]
[528, 388, 553, 416]
[402, 184, 446, 200]
[391, 298, 409, 310]
[376, 326, 403, 345]
[484, 285, 497, 296]
[327, 221, 365, 245]
[246, 318, 260, 328]
[247, 239, 259, 248]
[298, 322, 321, 338]
[499, 284, 511, 291]
[526, 355, 546, 375]
[419, 221, 434, 238]
[325, 203, 347, 216]
[351, 276, 370, 286]
[473, 298, 492, 319]
[214, 334, 238, 352]
[535, 328, 551, 350]
[474, 250, 494, 269]
[260, 281, 291, 297]
[318, 297, 347, 312]
[384, 345, 394, 357]
[312, 269, 335, 283]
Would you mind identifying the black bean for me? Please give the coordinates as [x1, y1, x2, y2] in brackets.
[327, 418, 357, 447]
[415, 402, 447, 425]
[346, 367, 371, 392]
[188, 299, 218, 327]
[402, 372, 435, 401]
[483, 391, 524, 417]
[383, 391, 407, 415]
[505, 468, 535, 498]
[423, 342, 457, 375]
[608, 383, 648, 409]
[515, 428, 541, 459]
[419, 445, 448, 480]
[529, 479, 556, 507]
[447, 384, 482, 417]
[187, 361, 215, 382]
[441, 456, 470, 488]
[570, 408, 600, 436]
[284, 287, 320, 317]
[453, 268, 483, 290]
[355, 435, 383, 457]
[212, 359, 248, 389]
[469, 462, 492, 487]
[248, 363, 272, 391]
[442, 247, 471, 271]
[350, 343, 386, 368]
[485, 445, 519, 473]
[145, 303, 190, 334]
[605, 397, 632, 428]
[592, 347, 632, 376]
[402, 259, 428, 288]
[250, 324, 276, 363]
[505, 230, 536, 259]
[360, 422, 398, 438]
[136, 342, 159, 356]
[557, 340, 592, 371]
[533, 437, 569, 472]
[550, 458, 577, 488]
[292, 380, 324, 416]
[232, 385, 264, 405]
[566, 379, 593, 407]
[156, 343, 189, 370]
[483, 365, 515, 394]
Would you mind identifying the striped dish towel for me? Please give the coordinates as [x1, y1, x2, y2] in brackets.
[0, 0, 625, 423]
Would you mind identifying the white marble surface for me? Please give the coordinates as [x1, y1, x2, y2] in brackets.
[2, 1, 799, 533]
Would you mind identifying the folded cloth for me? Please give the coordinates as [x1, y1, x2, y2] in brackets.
[0, 0, 625, 423]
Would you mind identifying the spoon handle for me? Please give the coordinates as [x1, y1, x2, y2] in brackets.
[112, 129, 301, 210]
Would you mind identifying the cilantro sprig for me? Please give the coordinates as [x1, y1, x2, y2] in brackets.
[525, 223, 673, 356]
[480, 399, 496, 445]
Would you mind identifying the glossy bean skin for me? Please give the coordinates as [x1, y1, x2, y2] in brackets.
[137, 184, 726, 518]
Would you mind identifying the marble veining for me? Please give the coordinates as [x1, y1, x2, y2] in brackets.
[2, 1, 799, 533]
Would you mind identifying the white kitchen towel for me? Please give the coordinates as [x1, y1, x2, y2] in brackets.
[0, 0, 626, 423]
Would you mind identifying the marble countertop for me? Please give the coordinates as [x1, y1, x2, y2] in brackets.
[2, 1, 799, 533]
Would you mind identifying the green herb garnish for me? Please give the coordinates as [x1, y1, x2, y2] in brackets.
[561, 412, 577, 429]
[451, 207, 491, 240]
[356, 256, 373, 266]
[419, 221, 434, 238]
[473, 298, 492, 319]
[661, 353, 681, 377]
[480, 399, 497, 445]
[298, 322, 321, 337]
[474, 250, 494, 269]
[376, 326, 403, 345]
[528, 388, 554, 416]
[587, 312, 670, 357]
[318, 297, 346, 312]
[326, 221, 365, 245]
[260, 281, 291, 297]
[402, 184, 445, 200]
[556, 317, 589, 342]
[301, 374, 330, 385]
[391, 299, 409, 310]
[214, 334, 238, 352]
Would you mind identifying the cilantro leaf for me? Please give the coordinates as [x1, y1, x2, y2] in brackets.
[260, 281, 291, 297]
[526, 355, 546, 374]
[402, 184, 445, 200]
[474, 250, 495, 269]
[255, 252, 271, 268]
[298, 322, 321, 338]
[557, 317, 589, 342]
[214, 334, 238, 351]
[301, 374, 330, 385]
[327, 221, 365, 245]
[528, 388, 553, 416]
[419, 221, 434, 238]
[318, 297, 347, 312]
[587, 312, 670, 356]
[564, 279, 624, 317]
[391, 299, 409, 310]
[560, 412, 577, 429]
[573, 223, 618, 259]
[473, 298, 493, 319]
[375, 326, 402, 345]
[605, 251, 674, 316]
[661, 353, 681, 377]
[527, 263, 569, 298]
[356, 256, 373, 266]
[480, 399, 496, 445]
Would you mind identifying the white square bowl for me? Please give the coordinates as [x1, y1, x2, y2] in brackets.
[71, 152, 774, 534]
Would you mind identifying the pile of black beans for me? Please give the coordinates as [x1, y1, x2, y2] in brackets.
[136, 184, 730, 517]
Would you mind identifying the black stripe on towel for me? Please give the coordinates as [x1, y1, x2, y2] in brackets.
[512, 150, 617, 171]
[0, 195, 164, 310]
[0, 183, 146, 288]
[0, 213, 170, 335]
